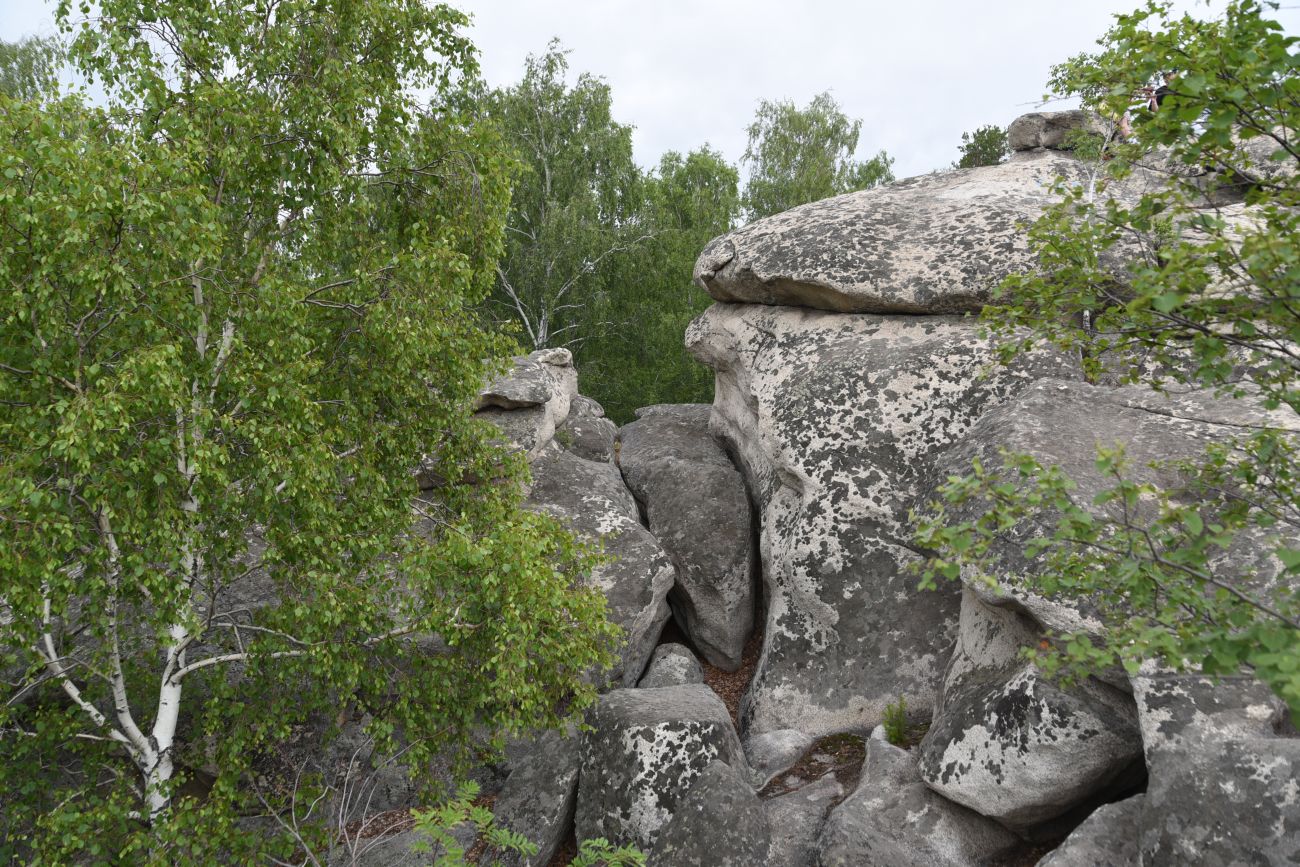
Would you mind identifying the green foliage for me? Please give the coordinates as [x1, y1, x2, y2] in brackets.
[0, 0, 618, 861]
[484, 42, 739, 421]
[485, 40, 644, 352]
[0, 35, 62, 100]
[741, 91, 894, 220]
[409, 781, 537, 865]
[954, 124, 1010, 169]
[571, 837, 648, 867]
[579, 146, 740, 421]
[915, 0, 1300, 717]
[881, 696, 908, 746]
[405, 786, 645, 867]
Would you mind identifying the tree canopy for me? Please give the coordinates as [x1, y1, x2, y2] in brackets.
[741, 91, 894, 220]
[0, 2, 616, 861]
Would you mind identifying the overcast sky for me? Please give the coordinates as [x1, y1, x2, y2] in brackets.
[5, 0, 1299, 179]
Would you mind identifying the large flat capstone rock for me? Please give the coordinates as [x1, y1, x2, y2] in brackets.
[619, 404, 757, 670]
[576, 685, 746, 852]
[686, 303, 1075, 737]
[527, 449, 674, 686]
[692, 148, 1160, 314]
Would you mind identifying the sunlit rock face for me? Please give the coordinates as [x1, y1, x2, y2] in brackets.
[686, 303, 1074, 738]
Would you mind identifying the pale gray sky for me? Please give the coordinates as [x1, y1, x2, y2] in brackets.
[5, 0, 1299, 179]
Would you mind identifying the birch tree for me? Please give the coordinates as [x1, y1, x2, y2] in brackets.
[0, 1, 616, 861]
[741, 91, 894, 220]
[485, 41, 650, 351]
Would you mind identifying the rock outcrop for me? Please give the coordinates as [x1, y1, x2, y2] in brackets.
[490, 730, 580, 867]
[527, 449, 674, 686]
[619, 404, 757, 669]
[1007, 110, 1111, 152]
[638, 643, 705, 689]
[817, 740, 1021, 867]
[472, 348, 579, 461]
[646, 761, 770, 867]
[917, 590, 1143, 832]
[692, 144, 1157, 315]
[687, 304, 1075, 737]
[452, 109, 1299, 866]
[1133, 671, 1300, 865]
[575, 685, 747, 851]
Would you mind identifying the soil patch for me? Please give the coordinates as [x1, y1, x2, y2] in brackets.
[759, 732, 867, 801]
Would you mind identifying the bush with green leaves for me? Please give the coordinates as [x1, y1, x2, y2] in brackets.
[914, 0, 1300, 717]
[954, 124, 1010, 169]
[0, 0, 619, 862]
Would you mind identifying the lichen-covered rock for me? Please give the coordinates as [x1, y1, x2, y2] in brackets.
[918, 378, 1300, 854]
[638, 643, 704, 689]
[469, 349, 579, 462]
[576, 685, 746, 851]
[1007, 111, 1110, 151]
[1037, 795, 1143, 867]
[647, 761, 770, 867]
[490, 730, 580, 867]
[527, 450, 674, 685]
[917, 590, 1143, 831]
[475, 348, 577, 411]
[691, 147, 1158, 315]
[686, 303, 1074, 738]
[1133, 671, 1300, 866]
[816, 740, 1020, 867]
[764, 774, 844, 867]
[745, 729, 814, 787]
[619, 404, 757, 669]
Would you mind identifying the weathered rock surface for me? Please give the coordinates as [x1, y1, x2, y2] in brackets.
[471, 348, 579, 461]
[491, 730, 580, 867]
[527, 450, 674, 685]
[1007, 110, 1110, 152]
[920, 378, 1300, 853]
[691, 148, 1158, 315]
[576, 684, 746, 851]
[764, 774, 844, 867]
[1037, 795, 1143, 867]
[686, 303, 1075, 737]
[329, 823, 476, 867]
[647, 761, 770, 867]
[745, 728, 814, 787]
[557, 395, 618, 463]
[619, 404, 757, 669]
[923, 378, 1300, 633]
[817, 739, 1020, 867]
[638, 643, 704, 689]
[1133, 671, 1300, 866]
[917, 590, 1144, 831]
